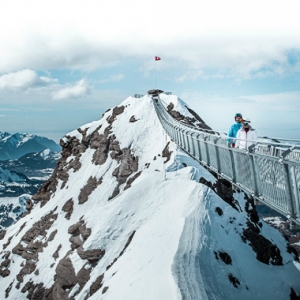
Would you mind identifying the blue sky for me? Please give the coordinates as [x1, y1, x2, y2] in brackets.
[0, 0, 300, 142]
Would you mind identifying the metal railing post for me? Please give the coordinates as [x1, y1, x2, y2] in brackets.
[281, 148, 296, 219]
[213, 137, 221, 173]
[204, 136, 210, 166]
[248, 144, 260, 197]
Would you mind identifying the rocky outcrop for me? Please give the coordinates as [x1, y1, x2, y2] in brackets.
[110, 147, 139, 200]
[62, 198, 74, 220]
[166, 102, 212, 131]
[199, 177, 241, 211]
[31, 125, 101, 206]
[201, 175, 285, 266]
[129, 115, 138, 122]
[8, 209, 58, 285]
[68, 220, 91, 251]
[162, 142, 173, 163]
[78, 177, 103, 204]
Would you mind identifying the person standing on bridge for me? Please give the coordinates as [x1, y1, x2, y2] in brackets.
[235, 121, 257, 150]
[227, 113, 243, 147]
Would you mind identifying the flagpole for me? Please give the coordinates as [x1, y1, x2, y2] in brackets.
[154, 56, 161, 89]
[154, 59, 156, 89]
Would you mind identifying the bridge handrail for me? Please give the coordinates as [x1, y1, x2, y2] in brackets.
[152, 94, 300, 225]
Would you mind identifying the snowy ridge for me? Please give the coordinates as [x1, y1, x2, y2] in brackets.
[0, 94, 299, 299]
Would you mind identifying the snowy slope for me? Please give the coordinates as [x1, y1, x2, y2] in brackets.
[0, 93, 299, 300]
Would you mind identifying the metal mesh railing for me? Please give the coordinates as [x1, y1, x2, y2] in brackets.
[152, 95, 300, 224]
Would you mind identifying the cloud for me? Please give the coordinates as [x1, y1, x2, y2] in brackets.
[99, 74, 124, 84]
[0, 69, 57, 90]
[52, 79, 91, 100]
[0, 0, 300, 80]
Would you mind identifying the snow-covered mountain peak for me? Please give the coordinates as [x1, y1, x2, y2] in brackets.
[0, 93, 299, 299]
[0, 131, 61, 160]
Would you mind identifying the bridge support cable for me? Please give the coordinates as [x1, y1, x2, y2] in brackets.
[152, 95, 300, 225]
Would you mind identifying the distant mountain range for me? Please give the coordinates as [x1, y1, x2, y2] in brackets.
[0, 149, 61, 197]
[0, 131, 61, 160]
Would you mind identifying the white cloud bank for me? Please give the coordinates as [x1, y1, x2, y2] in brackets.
[0, 69, 57, 90]
[0, 0, 299, 79]
[52, 79, 91, 100]
[99, 74, 124, 84]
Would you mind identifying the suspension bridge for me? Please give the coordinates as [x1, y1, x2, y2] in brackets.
[151, 91, 300, 225]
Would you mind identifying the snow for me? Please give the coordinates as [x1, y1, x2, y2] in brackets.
[0, 94, 299, 300]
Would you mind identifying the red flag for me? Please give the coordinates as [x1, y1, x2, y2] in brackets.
[155, 56, 161, 61]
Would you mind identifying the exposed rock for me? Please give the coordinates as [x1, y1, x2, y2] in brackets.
[19, 259, 36, 276]
[110, 146, 139, 200]
[102, 286, 109, 294]
[48, 230, 58, 242]
[26, 199, 33, 211]
[166, 102, 212, 131]
[3, 236, 13, 250]
[51, 256, 77, 300]
[218, 251, 232, 265]
[68, 221, 84, 236]
[242, 221, 283, 265]
[108, 187, 120, 200]
[107, 106, 125, 124]
[3, 251, 10, 259]
[53, 244, 62, 260]
[185, 106, 213, 131]
[62, 198, 74, 220]
[228, 273, 240, 288]
[199, 177, 241, 211]
[244, 193, 260, 224]
[112, 148, 139, 184]
[87, 274, 104, 298]
[78, 176, 103, 204]
[290, 288, 300, 300]
[68, 220, 91, 241]
[74, 263, 92, 296]
[129, 115, 137, 122]
[162, 141, 173, 163]
[91, 125, 113, 165]
[1, 258, 10, 267]
[15, 222, 27, 236]
[0, 230, 6, 240]
[70, 235, 83, 250]
[215, 207, 223, 216]
[0, 268, 10, 277]
[32, 131, 92, 205]
[5, 280, 14, 298]
[11, 209, 58, 282]
[124, 171, 142, 190]
[77, 246, 105, 263]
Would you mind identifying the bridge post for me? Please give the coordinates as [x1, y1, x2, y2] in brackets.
[281, 148, 297, 220]
[290, 165, 300, 219]
[248, 144, 261, 197]
[204, 136, 210, 167]
[213, 137, 221, 173]
[187, 131, 193, 155]
[195, 134, 202, 161]
[228, 148, 237, 184]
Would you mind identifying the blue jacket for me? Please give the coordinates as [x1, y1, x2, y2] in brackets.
[227, 122, 242, 143]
